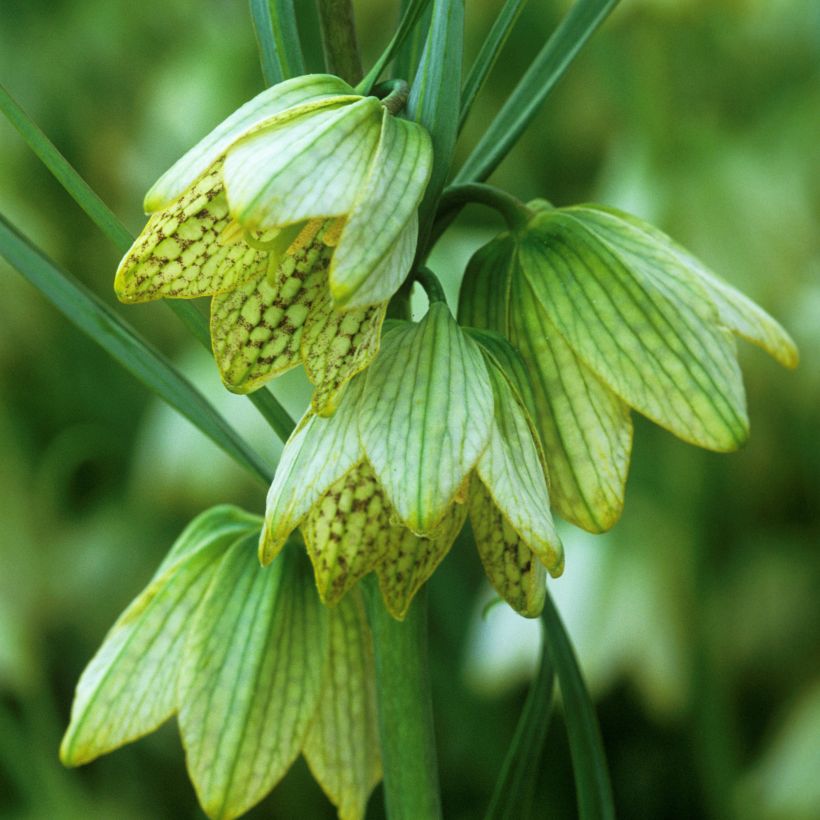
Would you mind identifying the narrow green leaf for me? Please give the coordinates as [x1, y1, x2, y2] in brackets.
[0, 214, 273, 486]
[485, 622, 556, 820]
[359, 302, 493, 534]
[541, 592, 615, 820]
[249, 0, 305, 87]
[60, 507, 260, 766]
[178, 541, 329, 820]
[303, 592, 382, 820]
[459, 0, 528, 133]
[407, 0, 464, 230]
[392, 0, 433, 83]
[455, 0, 619, 184]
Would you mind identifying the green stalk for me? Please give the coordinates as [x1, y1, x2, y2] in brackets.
[364, 581, 442, 820]
[316, 0, 363, 84]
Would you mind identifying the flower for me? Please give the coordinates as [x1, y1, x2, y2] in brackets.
[261, 302, 564, 618]
[60, 506, 380, 820]
[115, 74, 432, 413]
[459, 201, 798, 533]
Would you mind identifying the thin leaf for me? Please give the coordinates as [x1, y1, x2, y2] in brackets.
[60, 507, 261, 766]
[249, 0, 305, 87]
[392, 0, 433, 83]
[178, 541, 328, 820]
[541, 592, 615, 820]
[459, 0, 528, 133]
[455, 0, 619, 184]
[0, 213, 273, 486]
[485, 621, 556, 820]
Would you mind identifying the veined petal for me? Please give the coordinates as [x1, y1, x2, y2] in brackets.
[116, 161, 267, 303]
[359, 302, 494, 534]
[470, 479, 547, 618]
[575, 205, 799, 369]
[303, 593, 381, 820]
[510, 274, 633, 533]
[520, 210, 749, 452]
[329, 112, 432, 307]
[301, 291, 386, 417]
[210, 220, 332, 393]
[144, 74, 356, 212]
[260, 378, 364, 564]
[475, 364, 563, 574]
[457, 233, 514, 333]
[224, 97, 382, 232]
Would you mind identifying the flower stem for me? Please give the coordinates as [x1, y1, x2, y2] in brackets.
[415, 267, 447, 305]
[363, 580, 442, 820]
[316, 0, 363, 84]
[437, 182, 532, 231]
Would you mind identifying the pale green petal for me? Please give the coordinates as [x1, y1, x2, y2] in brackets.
[475, 364, 563, 574]
[303, 592, 381, 820]
[302, 291, 386, 417]
[469, 479, 547, 618]
[360, 302, 494, 534]
[511, 275, 633, 533]
[116, 161, 267, 303]
[260, 378, 364, 564]
[60, 507, 260, 766]
[575, 205, 799, 368]
[521, 209, 749, 451]
[144, 75, 355, 212]
[224, 97, 382, 232]
[457, 233, 514, 333]
[329, 112, 432, 306]
[178, 542, 328, 820]
[210, 220, 332, 393]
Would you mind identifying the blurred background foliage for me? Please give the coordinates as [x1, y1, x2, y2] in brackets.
[0, 0, 818, 818]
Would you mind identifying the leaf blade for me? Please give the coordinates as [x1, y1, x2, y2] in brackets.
[248, 0, 305, 87]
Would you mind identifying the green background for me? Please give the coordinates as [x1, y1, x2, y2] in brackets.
[1, 1, 818, 817]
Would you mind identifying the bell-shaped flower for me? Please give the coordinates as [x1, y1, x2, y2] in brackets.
[60, 506, 381, 820]
[459, 201, 798, 533]
[114, 74, 433, 414]
[261, 302, 564, 618]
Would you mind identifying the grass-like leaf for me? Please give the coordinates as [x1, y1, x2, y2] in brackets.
[248, 0, 305, 86]
[459, 0, 528, 133]
[542, 592, 615, 820]
[455, 0, 619, 184]
[0, 214, 273, 486]
[485, 621, 556, 820]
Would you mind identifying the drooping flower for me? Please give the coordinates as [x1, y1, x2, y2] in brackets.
[115, 74, 432, 414]
[61, 506, 380, 820]
[459, 201, 798, 533]
[261, 302, 564, 618]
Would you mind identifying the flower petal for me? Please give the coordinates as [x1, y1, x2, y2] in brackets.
[144, 74, 356, 212]
[475, 363, 563, 574]
[469, 478, 547, 618]
[302, 292, 386, 417]
[510, 274, 633, 533]
[329, 112, 432, 307]
[260, 377, 364, 564]
[224, 97, 382, 231]
[115, 161, 267, 303]
[360, 302, 494, 534]
[303, 592, 381, 820]
[210, 220, 332, 393]
[520, 209, 749, 451]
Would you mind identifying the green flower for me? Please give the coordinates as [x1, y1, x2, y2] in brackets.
[261, 302, 564, 619]
[60, 507, 380, 820]
[460, 201, 798, 533]
[115, 74, 432, 413]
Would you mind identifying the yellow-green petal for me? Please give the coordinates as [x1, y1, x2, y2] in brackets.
[360, 303, 494, 534]
[469, 479, 547, 618]
[115, 161, 267, 303]
[224, 97, 382, 232]
[303, 592, 381, 820]
[210, 220, 332, 393]
[520, 209, 749, 451]
[329, 111, 432, 307]
[144, 74, 356, 212]
[178, 542, 328, 820]
[302, 291, 386, 417]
